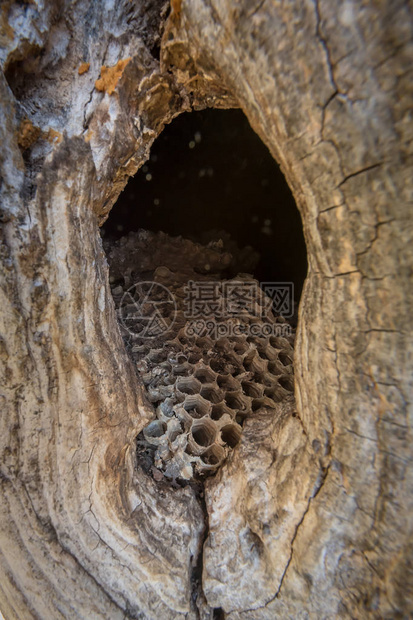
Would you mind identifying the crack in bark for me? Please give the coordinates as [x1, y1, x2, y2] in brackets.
[344, 427, 377, 443]
[190, 487, 211, 619]
[319, 87, 339, 141]
[242, 460, 333, 614]
[313, 0, 339, 94]
[324, 269, 359, 278]
[276, 461, 332, 592]
[318, 201, 344, 214]
[338, 162, 384, 187]
[355, 218, 395, 266]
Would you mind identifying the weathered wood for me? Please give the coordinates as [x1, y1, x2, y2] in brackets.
[0, 0, 412, 618]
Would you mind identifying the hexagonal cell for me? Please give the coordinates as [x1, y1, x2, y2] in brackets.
[220, 423, 242, 448]
[225, 391, 250, 412]
[248, 369, 260, 382]
[173, 404, 194, 429]
[211, 402, 233, 421]
[176, 376, 201, 395]
[188, 418, 217, 454]
[217, 374, 240, 392]
[195, 335, 214, 350]
[241, 380, 263, 399]
[194, 365, 217, 384]
[148, 349, 168, 363]
[143, 420, 167, 445]
[162, 373, 175, 388]
[267, 360, 285, 376]
[243, 351, 267, 374]
[188, 351, 202, 364]
[177, 331, 192, 347]
[165, 347, 182, 363]
[200, 444, 226, 468]
[161, 361, 173, 373]
[169, 352, 187, 366]
[200, 384, 223, 404]
[174, 390, 186, 404]
[278, 375, 295, 392]
[251, 396, 275, 411]
[209, 357, 225, 373]
[263, 344, 279, 361]
[278, 351, 293, 367]
[183, 394, 212, 418]
[215, 337, 232, 353]
[232, 340, 249, 356]
[222, 350, 242, 368]
[172, 361, 192, 376]
[264, 386, 287, 403]
[256, 343, 272, 360]
[269, 335, 292, 350]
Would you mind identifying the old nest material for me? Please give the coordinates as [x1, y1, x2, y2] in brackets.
[105, 229, 295, 483]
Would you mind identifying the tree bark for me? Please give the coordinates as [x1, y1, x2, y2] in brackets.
[0, 1, 412, 618]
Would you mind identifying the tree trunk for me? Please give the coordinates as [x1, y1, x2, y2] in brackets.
[0, 1, 412, 618]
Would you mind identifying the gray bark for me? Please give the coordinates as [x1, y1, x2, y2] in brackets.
[0, 1, 412, 618]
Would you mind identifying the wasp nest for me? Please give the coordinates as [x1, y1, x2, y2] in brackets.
[106, 230, 295, 483]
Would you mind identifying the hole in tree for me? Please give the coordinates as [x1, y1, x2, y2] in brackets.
[102, 108, 307, 308]
[104, 108, 306, 484]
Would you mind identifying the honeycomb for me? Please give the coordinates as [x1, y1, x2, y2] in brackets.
[106, 230, 295, 483]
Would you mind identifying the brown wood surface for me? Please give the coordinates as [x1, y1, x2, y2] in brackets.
[0, 1, 412, 618]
